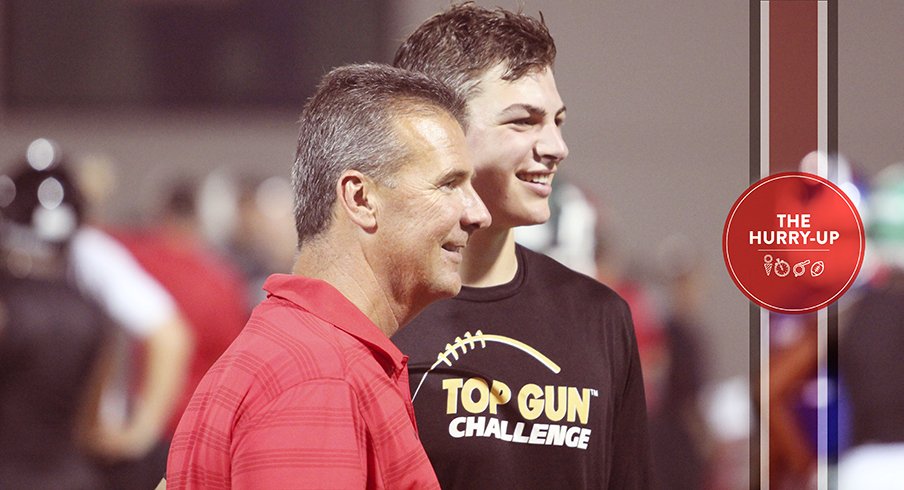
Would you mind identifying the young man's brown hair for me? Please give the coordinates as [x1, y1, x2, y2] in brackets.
[394, 2, 556, 100]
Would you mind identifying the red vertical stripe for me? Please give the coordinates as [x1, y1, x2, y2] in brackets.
[767, 2, 820, 487]
[770, 1, 818, 173]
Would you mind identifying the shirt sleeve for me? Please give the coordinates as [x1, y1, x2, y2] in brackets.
[230, 379, 369, 489]
[69, 226, 177, 338]
[609, 299, 653, 489]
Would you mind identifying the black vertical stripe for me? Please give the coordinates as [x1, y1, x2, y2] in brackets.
[748, 2, 762, 488]
[827, 1, 839, 487]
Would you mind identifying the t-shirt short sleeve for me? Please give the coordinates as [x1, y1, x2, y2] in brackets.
[69, 226, 177, 338]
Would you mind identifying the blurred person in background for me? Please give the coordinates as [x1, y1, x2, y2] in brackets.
[392, 4, 650, 488]
[213, 174, 297, 310]
[0, 157, 110, 489]
[648, 235, 713, 490]
[110, 178, 249, 485]
[15, 139, 193, 490]
[837, 162, 904, 489]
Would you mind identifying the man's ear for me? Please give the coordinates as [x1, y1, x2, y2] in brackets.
[336, 170, 378, 232]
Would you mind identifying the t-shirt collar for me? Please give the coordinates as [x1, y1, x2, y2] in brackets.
[454, 244, 527, 302]
[262, 273, 407, 376]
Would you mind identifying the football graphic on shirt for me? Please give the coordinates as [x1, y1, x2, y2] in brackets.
[412, 330, 561, 400]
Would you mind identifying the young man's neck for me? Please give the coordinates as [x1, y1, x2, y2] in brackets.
[459, 226, 518, 287]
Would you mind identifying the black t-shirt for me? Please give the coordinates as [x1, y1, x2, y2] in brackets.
[0, 271, 109, 489]
[394, 245, 651, 489]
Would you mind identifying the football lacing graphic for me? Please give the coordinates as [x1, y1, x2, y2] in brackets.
[411, 330, 562, 401]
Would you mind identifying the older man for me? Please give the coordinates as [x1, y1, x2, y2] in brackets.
[165, 64, 490, 489]
[392, 4, 651, 489]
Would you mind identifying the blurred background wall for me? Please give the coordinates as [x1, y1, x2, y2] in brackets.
[1, 0, 902, 433]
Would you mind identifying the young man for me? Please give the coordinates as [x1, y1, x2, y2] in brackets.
[165, 64, 490, 489]
[392, 4, 651, 488]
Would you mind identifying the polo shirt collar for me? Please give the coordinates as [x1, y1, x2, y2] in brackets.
[263, 274, 407, 375]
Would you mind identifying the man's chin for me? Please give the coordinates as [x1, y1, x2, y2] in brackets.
[443, 274, 464, 297]
[445, 278, 463, 297]
[407, 280, 460, 325]
[424, 276, 463, 301]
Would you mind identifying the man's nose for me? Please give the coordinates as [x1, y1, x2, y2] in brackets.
[535, 124, 569, 165]
[462, 185, 491, 232]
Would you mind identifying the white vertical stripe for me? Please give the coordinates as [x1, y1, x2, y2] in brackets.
[759, 3, 771, 489]
[818, 1, 828, 169]
[818, 308, 829, 490]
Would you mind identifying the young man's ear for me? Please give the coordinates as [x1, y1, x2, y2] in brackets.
[336, 170, 378, 232]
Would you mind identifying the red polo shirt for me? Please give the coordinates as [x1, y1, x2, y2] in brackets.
[166, 274, 439, 489]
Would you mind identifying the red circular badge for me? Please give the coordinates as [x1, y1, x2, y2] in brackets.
[723, 172, 865, 314]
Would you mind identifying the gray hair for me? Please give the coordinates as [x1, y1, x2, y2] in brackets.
[292, 63, 467, 247]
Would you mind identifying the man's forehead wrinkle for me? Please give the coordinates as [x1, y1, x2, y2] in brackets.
[436, 167, 470, 183]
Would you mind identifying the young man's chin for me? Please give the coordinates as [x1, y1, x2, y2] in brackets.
[487, 200, 550, 228]
[516, 206, 553, 227]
